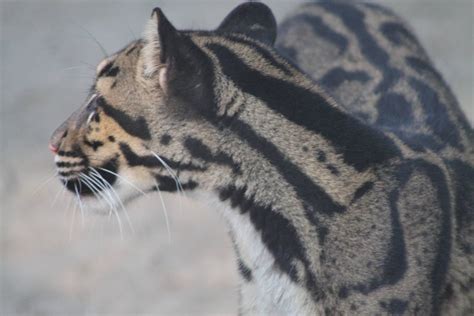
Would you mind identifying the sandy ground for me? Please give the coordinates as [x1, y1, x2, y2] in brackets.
[1, 1, 472, 315]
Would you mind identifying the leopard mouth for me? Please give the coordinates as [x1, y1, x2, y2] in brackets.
[58, 158, 118, 196]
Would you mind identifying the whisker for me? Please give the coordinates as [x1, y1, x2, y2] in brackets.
[32, 171, 58, 197]
[87, 170, 127, 238]
[63, 190, 74, 224]
[79, 174, 112, 208]
[79, 173, 122, 238]
[76, 24, 108, 57]
[154, 179, 172, 243]
[89, 168, 134, 235]
[108, 207, 113, 222]
[95, 167, 172, 242]
[81, 173, 116, 209]
[60, 65, 93, 72]
[150, 151, 187, 214]
[78, 174, 123, 240]
[97, 167, 146, 195]
[80, 60, 96, 69]
[69, 197, 78, 241]
[51, 183, 66, 208]
[150, 150, 185, 197]
[62, 179, 72, 213]
[126, 23, 137, 41]
[74, 182, 85, 227]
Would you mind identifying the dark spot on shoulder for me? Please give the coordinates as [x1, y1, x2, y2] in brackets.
[160, 134, 172, 145]
[398, 133, 444, 153]
[443, 283, 454, 300]
[108, 136, 115, 142]
[379, 299, 408, 314]
[302, 146, 308, 152]
[338, 286, 349, 299]
[320, 67, 371, 89]
[320, 2, 400, 93]
[409, 77, 462, 150]
[327, 164, 339, 175]
[279, 14, 348, 55]
[406, 56, 442, 81]
[380, 22, 419, 47]
[317, 150, 326, 162]
[375, 93, 413, 128]
[351, 181, 374, 204]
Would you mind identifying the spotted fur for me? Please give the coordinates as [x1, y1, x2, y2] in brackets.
[51, 2, 473, 314]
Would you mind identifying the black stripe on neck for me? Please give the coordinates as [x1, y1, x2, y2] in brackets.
[206, 43, 401, 172]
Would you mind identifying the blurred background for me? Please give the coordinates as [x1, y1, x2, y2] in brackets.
[1, 0, 472, 315]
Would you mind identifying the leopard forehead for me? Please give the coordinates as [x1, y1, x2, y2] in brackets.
[94, 40, 146, 100]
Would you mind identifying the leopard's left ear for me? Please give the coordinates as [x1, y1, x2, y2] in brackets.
[142, 8, 182, 82]
[217, 2, 277, 45]
[143, 8, 214, 111]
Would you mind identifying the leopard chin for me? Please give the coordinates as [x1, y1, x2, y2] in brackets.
[72, 183, 145, 216]
[56, 156, 158, 215]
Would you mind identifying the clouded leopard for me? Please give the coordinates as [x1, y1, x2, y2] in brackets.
[50, 2, 473, 315]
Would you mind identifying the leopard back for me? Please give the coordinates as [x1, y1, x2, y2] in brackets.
[277, 2, 473, 314]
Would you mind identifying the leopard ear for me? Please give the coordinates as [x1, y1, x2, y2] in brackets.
[217, 2, 276, 45]
[142, 8, 180, 85]
[143, 8, 214, 111]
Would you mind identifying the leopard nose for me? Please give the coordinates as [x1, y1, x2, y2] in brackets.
[49, 143, 59, 153]
[50, 121, 69, 154]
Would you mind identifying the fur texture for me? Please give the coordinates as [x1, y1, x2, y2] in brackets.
[50, 2, 473, 314]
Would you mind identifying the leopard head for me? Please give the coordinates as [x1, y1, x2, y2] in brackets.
[49, 3, 278, 212]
